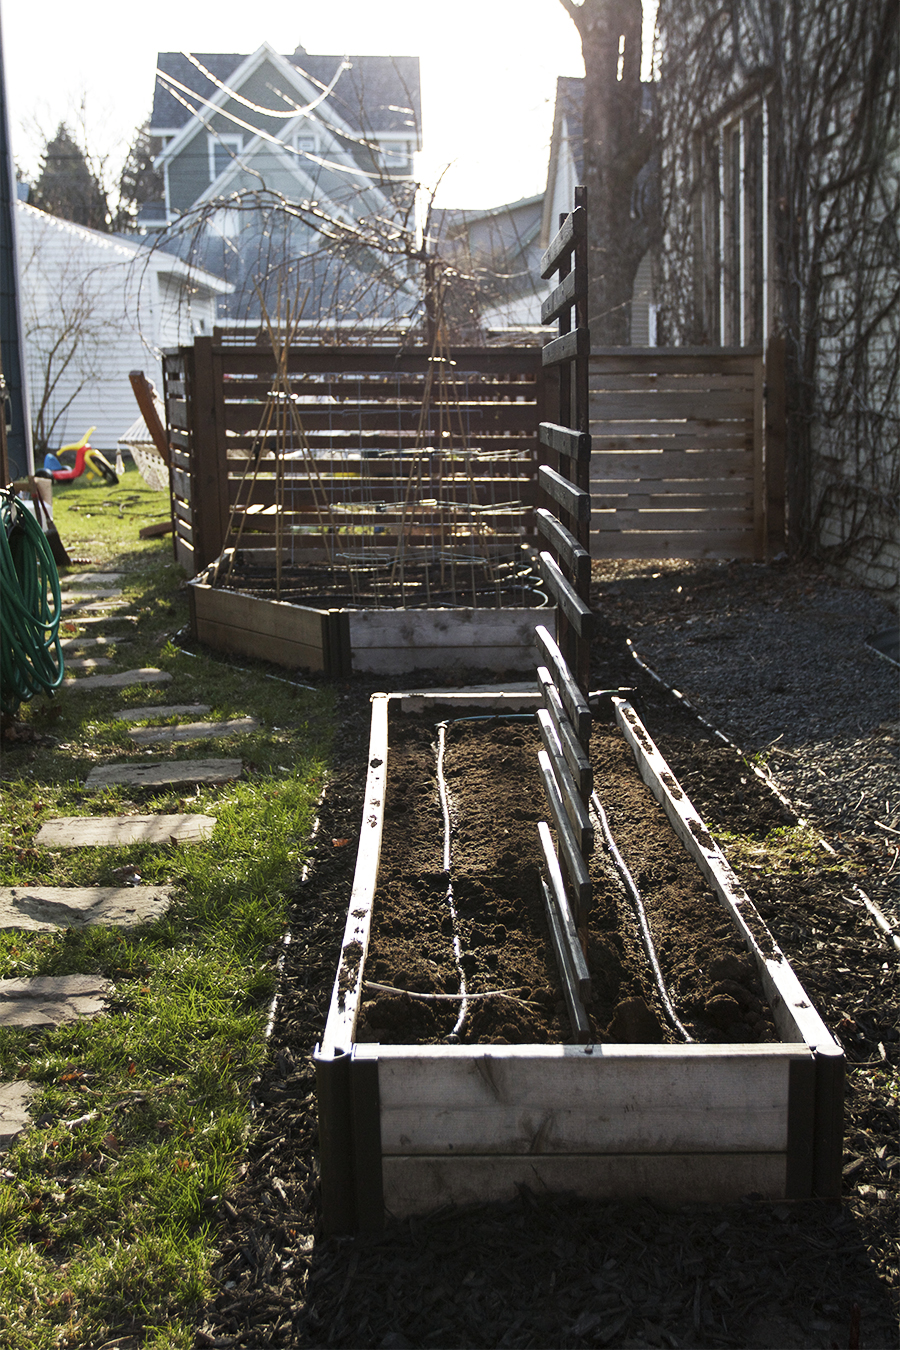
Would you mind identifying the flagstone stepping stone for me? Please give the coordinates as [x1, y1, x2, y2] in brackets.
[59, 596, 126, 607]
[36, 814, 216, 848]
[84, 759, 241, 790]
[0, 884, 174, 931]
[60, 613, 137, 627]
[128, 717, 258, 745]
[61, 573, 126, 586]
[63, 668, 171, 690]
[62, 657, 113, 671]
[60, 635, 128, 651]
[0, 1082, 35, 1147]
[62, 599, 130, 613]
[0, 975, 111, 1028]
[119, 704, 211, 722]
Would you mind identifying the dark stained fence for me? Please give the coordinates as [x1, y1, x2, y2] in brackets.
[163, 339, 547, 578]
[590, 347, 784, 561]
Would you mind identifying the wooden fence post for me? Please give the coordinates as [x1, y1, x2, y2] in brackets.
[765, 337, 787, 558]
[189, 335, 230, 571]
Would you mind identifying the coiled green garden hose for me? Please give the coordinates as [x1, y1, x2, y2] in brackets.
[0, 489, 65, 715]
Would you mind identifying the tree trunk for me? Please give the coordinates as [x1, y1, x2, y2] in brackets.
[560, 0, 654, 345]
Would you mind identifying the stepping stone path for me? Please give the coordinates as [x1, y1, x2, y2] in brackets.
[62, 657, 113, 671]
[60, 635, 127, 651]
[128, 716, 258, 746]
[60, 613, 137, 627]
[85, 758, 242, 790]
[119, 704, 211, 722]
[0, 885, 173, 931]
[35, 815, 217, 848]
[63, 668, 172, 690]
[0, 975, 111, 1028]
[60, 573, 126, 587]
[1, 569, 258, 1147]
[60, 590, 125, 604]
[0, 1083, 35, 1148]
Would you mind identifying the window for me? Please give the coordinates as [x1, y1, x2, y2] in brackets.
[208, 133, 243, 184]
[694, 97, 769, 346]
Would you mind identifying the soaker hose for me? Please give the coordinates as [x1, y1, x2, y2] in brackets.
[0, 489, 64, 715]
[435, 721, 468, 1038]
[591, 789, 693, 1042]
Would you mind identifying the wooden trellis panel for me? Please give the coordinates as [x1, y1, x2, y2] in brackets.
[163, 340, 547, 577]
[590, 348, 767, 560]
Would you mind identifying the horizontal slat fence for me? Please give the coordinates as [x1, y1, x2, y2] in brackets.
[590, 348, 775, 561]
[163, 339, 547, 577]
[163, 340, 783, 577]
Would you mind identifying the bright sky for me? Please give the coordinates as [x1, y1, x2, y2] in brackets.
[2, 0, 656, 211]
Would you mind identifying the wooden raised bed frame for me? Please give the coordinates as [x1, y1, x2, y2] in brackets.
[188, 555, 555, 678]
[314, 692, 844, 1233]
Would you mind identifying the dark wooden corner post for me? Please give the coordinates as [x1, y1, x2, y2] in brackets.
[765, 336, 787, 559]
[189, 335, 230, 572]
[538, 184, 594, 696]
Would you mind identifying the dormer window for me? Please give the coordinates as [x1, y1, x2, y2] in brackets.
[294, 132, 317, 156]
[208, 133, 243, 184]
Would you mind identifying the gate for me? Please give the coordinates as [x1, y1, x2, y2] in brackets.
[589, 346, 784, 561]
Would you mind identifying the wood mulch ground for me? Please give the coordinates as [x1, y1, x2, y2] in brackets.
[194, 559, 898, 1350]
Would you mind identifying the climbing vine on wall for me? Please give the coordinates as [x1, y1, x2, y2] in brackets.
[655, 0, 899, 589]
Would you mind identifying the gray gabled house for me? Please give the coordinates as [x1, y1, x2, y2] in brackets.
[143, 41, 423, 330]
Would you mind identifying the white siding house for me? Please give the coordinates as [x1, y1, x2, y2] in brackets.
[17, 202, 229, 454]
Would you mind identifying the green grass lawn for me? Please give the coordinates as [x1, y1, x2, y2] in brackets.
[0, 468, 334, 1348]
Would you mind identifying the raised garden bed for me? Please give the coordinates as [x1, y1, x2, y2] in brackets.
[314, 691, 844, 1233]
[188, 553, 555, 678]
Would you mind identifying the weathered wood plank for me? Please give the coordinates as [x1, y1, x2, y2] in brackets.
[538, 750, 592, 918]
[537, 714, 592, 848]
[540, 205, 585, 278]
[535, 510, 591, 588]
[320, 695, 389, 1058]
[591, 508, 755, 532]
[190, 582, 328, 646]
[542, 327, 590, 368]
[534, 627, 591, 745]
[591, 433, 752, 453]
[538, 465, 591, 522]
[589, 373, 756, 392]
[537, 823, 590, 995]
[349, 609, 551, 676]
[372, 1042, 804, 1155]
[539, 422, 591, 460]
[538, 673, 592, 797]
[381, 1152, 788, 1216]
[193, 616, 326, 673]
[590, 391, 755, 419]
[540, 875, 591, 1042]
[589, 530, 755, 559]
[538, 552, 595, 638]
[540, 269, 577, 325]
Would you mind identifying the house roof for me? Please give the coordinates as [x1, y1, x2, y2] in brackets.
[17, 203, 232, 294]
[151, 49, 422, 143]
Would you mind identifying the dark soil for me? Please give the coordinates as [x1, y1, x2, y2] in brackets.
[194, 560, 898, 1350]
[360, 716, 777, 1047]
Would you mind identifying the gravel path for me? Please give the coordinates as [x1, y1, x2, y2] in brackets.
[592, 558, 899, 925]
